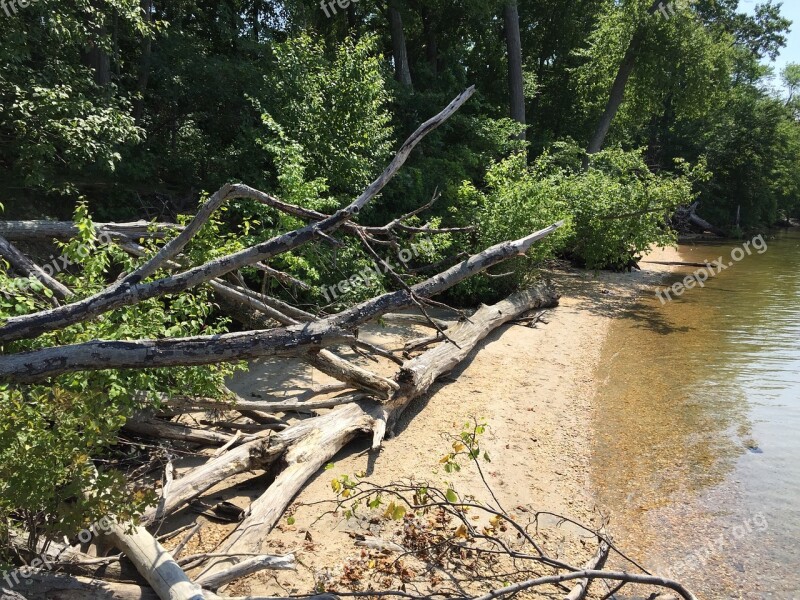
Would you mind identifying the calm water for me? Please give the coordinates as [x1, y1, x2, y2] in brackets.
[591, 230, 800, 600]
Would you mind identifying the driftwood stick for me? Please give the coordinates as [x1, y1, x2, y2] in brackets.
[564, 538, 610, 600]
[193, 554, 295, 591]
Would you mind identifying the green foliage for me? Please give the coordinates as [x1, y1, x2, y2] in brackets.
[456, 144, 701, 285]
[0, 204, 240, 559]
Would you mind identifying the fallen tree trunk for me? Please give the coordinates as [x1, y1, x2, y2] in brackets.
[103, 520, 205, 600]
[0, 222, 561, 383]
[0, 221, 181, 242]
[196, 283, 559, 580]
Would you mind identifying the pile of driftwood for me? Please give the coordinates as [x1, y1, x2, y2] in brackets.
[0, 89, 698, 600]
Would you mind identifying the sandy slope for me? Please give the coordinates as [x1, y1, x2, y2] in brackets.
[167, 247, 681, 598]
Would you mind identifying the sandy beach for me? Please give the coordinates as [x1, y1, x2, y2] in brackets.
[167, 246, 682, 598]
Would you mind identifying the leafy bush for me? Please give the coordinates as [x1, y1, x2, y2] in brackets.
[454, 143, 705, 298]
[0, 204, 240, 561]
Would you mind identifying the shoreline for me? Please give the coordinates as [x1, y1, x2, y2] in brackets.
[168, 246, 684, 597]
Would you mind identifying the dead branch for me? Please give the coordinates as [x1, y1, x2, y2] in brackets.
[0, 87, 476, 344]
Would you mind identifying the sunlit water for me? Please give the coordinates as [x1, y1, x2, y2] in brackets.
[591, 230, 800, 600]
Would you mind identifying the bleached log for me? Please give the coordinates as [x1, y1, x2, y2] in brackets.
[217, 293, 398, 399]
[198, 283, 559, 578]
[103, 521, 204, 600]
[123, 414, 234, 446]
[167, 393, 362, 415]
[193, 554, 295, 591]
[379, 313, 451, 329]
[0, 221, 180, 242]
[139, 435, 284, 525]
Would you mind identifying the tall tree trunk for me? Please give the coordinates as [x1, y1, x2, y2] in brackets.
[421, 7, 438, 78]
[388, 0, 412, 89]
[585, 0, 661, 160]
[133, 0, 153, 122]
[504, 0, 526, 140]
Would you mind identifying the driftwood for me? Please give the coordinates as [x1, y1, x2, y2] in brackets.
[102, 520, 204, 600]
[193, 554, 295, 591]
[563, 537, 610, 600]
[674, 203, 725, 236]
[124, 414, 235, 446]
[196, 283, 559, 580]
[0, 220, 181, 242]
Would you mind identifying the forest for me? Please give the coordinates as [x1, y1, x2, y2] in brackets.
[0, 0, 798, 599]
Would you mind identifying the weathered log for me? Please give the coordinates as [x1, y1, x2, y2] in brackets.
[123, 414, 234, 446]
[197, 283, 560, 579]
[688, 212, 725, 237]
[193, 554, 295, 591]
[139, 434, 284, 525]
[102, 520, 204, 600]
[0, 221, 180, 242]
[0, 221, 562, 383]
[217, 292, 398, 400]
[167, 393, 362, 415]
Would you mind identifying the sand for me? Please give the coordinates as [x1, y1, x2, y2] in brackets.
[166, 246, 683, 598]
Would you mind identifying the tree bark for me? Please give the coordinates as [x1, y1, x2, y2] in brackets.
[504, 1, 526, 139]
[585, 0, 662, 160]
[388, 0, 413, 88]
